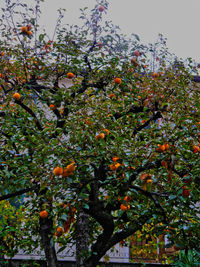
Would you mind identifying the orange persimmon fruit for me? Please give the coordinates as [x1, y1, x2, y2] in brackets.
[124, 196, 132, 202]
[49, 104, 56, 110]
[109, 93, 115, 99]
[110, 163, 121, 171]
[53, 167, 63, 176]
[40, 210, 48, 219]
[55, 226, 64, 236]
[152, 72, 159, 78]
[134, 51, 140, 57]
[98, 6, 105, 12]
[96, 133, 105, 140]
[21, 26, 27, 33]
[182, 186, 190, 197]
[27, 31, 32, 36]
[112, 157, 119, 163]
[120, 204, 130, 211]
[67, 72, 74, 79]
[102, 129, 110, 135]
[114, 78, 121, 84]
[13, 93, 21, 100]
[27, 24, 32, 30]
[193, 145, 200, 153]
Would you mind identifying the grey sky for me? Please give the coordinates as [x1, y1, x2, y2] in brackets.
[38, 0, 200, 61]
[2, 0, 199, 61]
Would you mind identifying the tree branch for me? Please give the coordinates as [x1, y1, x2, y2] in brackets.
[85, 213, 151, 266]
[15, 100, 43, 131]
[0, 185, 39, 202]
[132, 111, 162, 137]
[113, 105, 144, 120]
[129, 185, 167, 220]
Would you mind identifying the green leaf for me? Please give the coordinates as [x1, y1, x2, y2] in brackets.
[83, 204, 89, 210]
[61, 214, 68, 221]
[57, 246, 66, 254]
[39, 34, 45, 42]
[169, 195, 177, 200]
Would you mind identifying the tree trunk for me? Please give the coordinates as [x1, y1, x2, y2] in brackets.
[39, 216, 58, 267]
[84, 255, 101, 267]
[76, 208, 89, 267]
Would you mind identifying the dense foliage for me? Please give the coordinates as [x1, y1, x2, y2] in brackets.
[0, 0, 199, 266]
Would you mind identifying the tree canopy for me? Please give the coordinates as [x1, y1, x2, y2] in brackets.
[0, 0, 199, 266]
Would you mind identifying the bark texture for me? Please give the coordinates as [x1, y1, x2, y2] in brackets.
[39, 216, 58, 267]
[76, 208, 89, 267]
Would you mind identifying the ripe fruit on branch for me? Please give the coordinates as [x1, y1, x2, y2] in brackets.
[13, 93, 21, 100]
[114, 78, 121, 84]
[21, 25, 33, 37]
[110, 163, 121, 171]
[49, 104, 56, 110]
[112, 156, 119, 163]
[131, 57, 138, 67]
[21, 26, 27, 33]
[152, 72, 159, 78]
[27, 31, 32, 36]
[96, 133, 105, 140]
[27, 24, 32, 30]
[67, 72, 74, 79]
[156, 143, 169, 152]
[85, 119, 92, 126]
[102, 129, 110, 135]
[40, 210, 48, 219]
[53, 166, 63, 176]
[165, 143, 169, 150]
[127, 166, 135, 170]
[98, 6, 105, 12]
[62, 163, 76, 177]
[109, 93, 115, 99]
[120, 204, 130, 211]
[55, 226, 64, 237]
[139, 173, 152, 183]
[66, 163, 76, 173]
[124, 196, 132, 202]
[193, 145, 200, 153]
[134, 51, 140, 57]
[182, 186, 190, 197]
[120, 240, 125, 246]
[161, 160, 168, 168]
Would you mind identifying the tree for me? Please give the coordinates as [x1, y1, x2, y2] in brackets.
[0, 0, 200, 266]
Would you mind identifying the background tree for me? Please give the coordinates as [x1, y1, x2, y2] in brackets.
[0, 0, 199, 266]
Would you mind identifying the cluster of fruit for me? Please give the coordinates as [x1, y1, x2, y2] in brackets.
[156, 143, 169, 152]
[53, 162, 76, 178]
[39, 203, 76, 237]
[120, 195, 132, 211]
[21, 24, 32, 36]
[96, 129, 110, 140]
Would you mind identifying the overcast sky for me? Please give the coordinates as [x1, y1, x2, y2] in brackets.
[3, 0, 199, 62]
[37, 0, 200, 62]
